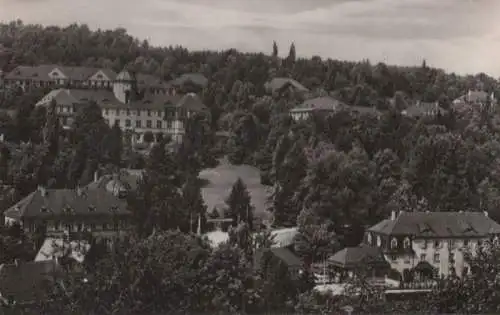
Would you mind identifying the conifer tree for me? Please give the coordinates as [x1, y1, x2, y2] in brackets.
[181, 175, 208, 233]
[272, 41, 278, 58]
[224, 177, 254, 230]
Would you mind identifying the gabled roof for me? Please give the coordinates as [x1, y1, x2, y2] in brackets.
[265, 77, 309, 93]
[36, 88, 183, 111]
[368, 211, 500, 238]
[3, 186, 129, 220]
[86, 171, 142, 196]
[328, 245, 387, 268]
[254, 247, 303, 270]
[5, 65, 116, 82]
[0, 260, 61, 306]
[174, 93, 207, 111]
[171, 73, 208, 88]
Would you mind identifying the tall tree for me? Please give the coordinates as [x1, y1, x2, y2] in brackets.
[181, 175, 208, 233]
[272, 41, 278, 58]
[224, 177, 254, 230]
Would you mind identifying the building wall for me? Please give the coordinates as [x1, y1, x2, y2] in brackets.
[383, 237, 484, 278]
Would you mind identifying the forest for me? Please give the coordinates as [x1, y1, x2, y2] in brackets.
[0, 20, 500, 314]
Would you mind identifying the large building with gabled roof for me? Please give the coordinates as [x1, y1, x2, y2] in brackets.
[3, 185, 131, 243]
[34, 67, 208, 143]
[365, 210, 500, 280]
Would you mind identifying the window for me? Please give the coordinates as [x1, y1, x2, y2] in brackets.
[114, 119, 120, 126]
[156, 120, 162, 129]
[404, 237, 411, 249]
[104, 109, 109, 115]
[116, 109, 120, 116]
[147, 110, 152, 116]
[136, 120, 142, 128]
[464, 239, 469, 247]
[433, 253, 440, 263]
[65, 224, 72, 232]
[96, 74, 103, 79]
[53, 221, 60, 230]
[146, 120, 152, 128]
[422, 240, 428, 249]
[102, 223, 109, 230]
[420, 253, 426, 261]
[448, 240, 455, 249]
[157, 110, 162, 117]
[77, 223, 83, 231]
[90, 223, 96, 230]
[391, 237, 398, 249]
[167, 121, 173, 129]
[126, 109, 131, 116]
[434, 240, 440, 248]
[125, 119, 131, 127]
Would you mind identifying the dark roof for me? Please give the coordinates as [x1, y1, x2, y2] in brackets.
[171, 73, 208, 88]
[265, 77, 309, 93]
[254, 247, 302, 270]
[328, 245, 387, 268]
[5, 65, 116, 82]
[174, 93, 207, 111]
[3, 186, 129, 220]
[291, 96, 345, 112]
[368, 211, 500, 237]
[36, 88, 183, 111]
[349, 105, 381, 115]
[0, 260, 61, 305]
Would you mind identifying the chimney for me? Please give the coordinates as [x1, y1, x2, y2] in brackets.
[38, 185, 47, 197]
[391, 211, 397, 220]
[484, 211, 489, 217]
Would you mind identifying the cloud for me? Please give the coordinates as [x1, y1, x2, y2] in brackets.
[0, 0, 499, 76]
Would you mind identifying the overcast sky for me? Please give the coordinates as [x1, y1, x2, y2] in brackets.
[1, 0, 499, 76]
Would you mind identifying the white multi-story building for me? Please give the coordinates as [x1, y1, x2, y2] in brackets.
[35, 69, 208, 143]
[365, 210, 500, 280]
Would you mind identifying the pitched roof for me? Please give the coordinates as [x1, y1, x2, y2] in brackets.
[254, 247, 303, 270]
[36, 88, 183, 111]
[3, 187, 129, 220]
[368, 211, 500, 238]
[328, 245, 386, 268]
[5, 65, 116, 82]
[0, 260, 61, 305]
[171, 73, 208, 88]
[265, 77, 309, 93]
[175, 93, 207, 111]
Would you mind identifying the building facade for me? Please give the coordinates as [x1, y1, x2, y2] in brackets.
[290, 96, 344, 121]
[365, 211, 500, 280]
[35, 69, 208, 143]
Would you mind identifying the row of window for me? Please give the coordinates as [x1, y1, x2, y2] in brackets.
[103, 108, 163, 117]
[106, 119, 174, 129]
[25, 221, 127, 233]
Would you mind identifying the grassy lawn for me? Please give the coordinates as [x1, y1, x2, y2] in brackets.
[199, 159, 271, 222]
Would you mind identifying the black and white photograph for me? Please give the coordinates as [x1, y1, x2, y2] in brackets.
[0, 0, 499, 313]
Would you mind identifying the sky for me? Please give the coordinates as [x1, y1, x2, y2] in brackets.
[1, 0, 500, 76]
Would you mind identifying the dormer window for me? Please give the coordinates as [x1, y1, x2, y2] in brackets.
[96, 74, 103, 79]
[51, 72, 58, 76]
[391, 238, 398, 249]
[403, 237, 411, 249]
[40, 206, 48, 213]
[88, 205, 96, 212]
[64, 206, 73, 214]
